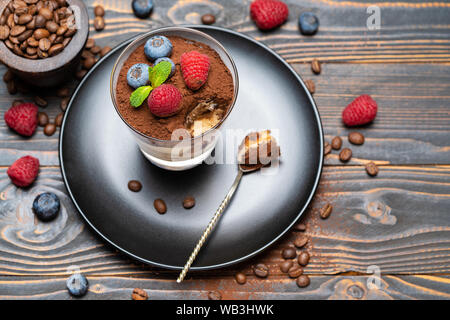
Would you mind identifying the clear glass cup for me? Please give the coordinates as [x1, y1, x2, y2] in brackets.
[110, 27, 239, 171]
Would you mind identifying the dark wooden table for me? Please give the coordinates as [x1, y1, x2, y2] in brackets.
[0, 0, 449, 299]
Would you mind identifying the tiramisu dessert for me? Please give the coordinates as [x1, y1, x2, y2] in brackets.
[115, 35, 235, 140]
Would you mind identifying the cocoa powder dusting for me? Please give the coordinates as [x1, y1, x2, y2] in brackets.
[115, 36, 234, 140]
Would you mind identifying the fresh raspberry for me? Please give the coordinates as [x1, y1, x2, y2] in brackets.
[147, 84, 183, 117]
[4, 103, 38, 136]
[250, 0, 289, 30]
[7, 156, 40, 188]
[180, 51, 210, 90]
[342, 95, 378, 126]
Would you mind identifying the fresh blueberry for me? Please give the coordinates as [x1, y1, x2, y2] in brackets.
[127, 63, 150, 89]
[299, 12, 319, 35]
[154, 57, 176, 77]
[132, 0, 153, 19]
[144, 35, 172, 61]
[32, 192, 60, 222]
[66, 273, 89, 297]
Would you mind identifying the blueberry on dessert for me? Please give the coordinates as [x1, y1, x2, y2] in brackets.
[127, 63, 150, 89]
[144, 35, 173, 61]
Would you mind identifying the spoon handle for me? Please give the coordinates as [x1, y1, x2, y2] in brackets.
[177, 170, 244, 283]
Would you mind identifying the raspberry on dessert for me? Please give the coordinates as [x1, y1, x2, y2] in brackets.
[147, 84, 182, 117]
[154, 57, 176, 77]
[342, 94, 378, 126]
[4, 102, 38, 137]
[250, 0, 289, 30]
[7, 155, 40, 187]
[180, 51, 210, 91]
[127, 63, 150, 89]
[144, 35, 172, 61]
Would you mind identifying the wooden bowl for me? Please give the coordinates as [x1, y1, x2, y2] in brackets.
[0, 0, 89, 87]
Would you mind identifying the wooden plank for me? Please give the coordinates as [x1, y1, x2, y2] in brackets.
[0, 166, 448, 277]
[1, 62, 449, 166]
[0, 274, 448, 300]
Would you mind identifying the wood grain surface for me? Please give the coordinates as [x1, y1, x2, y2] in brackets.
[0, 0, 449, 300]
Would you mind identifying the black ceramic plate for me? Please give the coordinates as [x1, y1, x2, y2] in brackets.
[60, 26, 323, 270]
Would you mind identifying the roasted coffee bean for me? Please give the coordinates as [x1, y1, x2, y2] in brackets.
[85, 38, 94, 49]
[12, 99, 24, 107]
[3, 69, 14, 82]
[18, 13, 32, 25]
[201, 14, 215, 25]
[208, 291, 221, 300]
[44, 123, 56, 136]
[35, 14, 46, 27]
[64, 27, 76, 37]
[10, 25, 25, 36]
[38, 37, 51, 51]
[339, 148, 352, 162]
[294, 223, 306, 232]
[33, 28, 49, 40]
[304, 79, 315, 94]
[182, 196, 195, 209]
[17, 28, 32, 41]
[279, 260, 293, 273]
[26, 17, 36, 29]
[296, 275, 310, 288]
[331, 136, 342, 150]
[34, 95, 47, 107]
[298, 252, 310, 266]
[75, 69, 87, 80]
[38, 7, 53, 20]
[90, 45, 101, 55]
[12, 43, 23, 55]
[294, 235, 308, 248]
[5, 39, 14, 49]
[253, 263, 269, 278]
[26, 46, 36, 55]
[94, 5, 105, 17]
[55, 113, 63, 127]
[128, 180, 142, 192]
[365, 161, 379, 177]
[60, 96, 69, 111]
[282, 247, 296, 259]
[311, 59, 321, 74]
[81, 49, 94, 59]
[7, 80, 17, 94]
[100, 46, 111, 57]
[83, 56, 95, 69]
[54, 35, 63, 43]
[45, 20, 58, 33]
[131, 288, 148, 300]
[62, 36, 71, 47]
[288, 265, 303, 278]
[48, 43, 64, 56]
[94, 16, 105, 31]
[56, 25, 67, 35]
[235, 272, 247, 285]
[37, 47, 48, 58]
[56, 86, 70, 97]
[154, 199, 166, 214]
[27, 36, 38, 46]
[348, 132, 365, 145]
[320, 203, 332, 219]
[324, 141, 331, 155]
[38, 112, 48, 126]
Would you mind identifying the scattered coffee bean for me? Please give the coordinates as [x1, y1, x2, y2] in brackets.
[296, 275, 310, 288]
[34, 95, 47, 107]
[60, 97, 69, 111]
[288, 265, 303, 278]
[75, 69, 87, 80]
[320, 203, 332, 219]
[348, 132, 365, 145]
[279, 260, 293, 273]
[294, 235, 308, 248]
[55, 113, 63, 127]
[83, 56, 95, 69]
[311, 59, 321, 74]
[331, 136, 342, 150]
[339, 148, 352, 162]
[43, 123, 56, 136]
[94, 5, 105, 17]
[253, 263, 269, 278]
[85, 38, 95, 49]
[208, 290, 222, 300]
[282, 247, 297, 259]
[90, 46, 101, 56]
[128, 180, 142, 192]
[94, 16, 105, 31]
[304, 79, 315, 94]
[324, 141, 331, 155]
[56, 87, 70, 97]
[365, 161, 379, 177]
[100, 46, 111, 57]
[182, 196, 195, 209]
[81, 49, 94, 59]
[294, 223, 306, 232]
[154, 198, 167, 214]
[3, 69, 14, 83]
[298, 251, 310, 266]
[201, 14, 215, 25]
[38, 112, 48, 126]
[131, 288, 148, 300]
[235, 272, 247, 285]
[12, 99, 24, 107]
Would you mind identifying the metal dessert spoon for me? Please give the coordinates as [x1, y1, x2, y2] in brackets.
[176, 163, 262, 283]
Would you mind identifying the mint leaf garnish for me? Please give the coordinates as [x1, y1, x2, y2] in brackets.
[130, 85, 153, 107]
[149, 61, 172, 88]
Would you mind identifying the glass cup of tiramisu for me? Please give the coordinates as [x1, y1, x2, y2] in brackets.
[110, 27, 239, 170]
